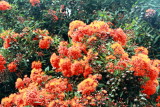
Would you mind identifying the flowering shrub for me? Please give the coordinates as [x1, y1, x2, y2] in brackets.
[0, 28, 59, 99]
[0, 20, 159, 106]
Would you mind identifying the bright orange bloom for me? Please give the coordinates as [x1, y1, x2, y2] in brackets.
[156, 96, 160, 103]
[23, 88, 39, 106]
[39, 36, 53, 49]
[58, 46, 68, 56]
[69, 97, 84, 107]
[3, 38, 12, 49]
[30, 68, 44, 83]
[0, 1, 11, 11]
[111, 42, 125, 55]
[14, 94, 24, 106]
[83, 64, 93, 78]
[29, 0, 40, 6]
[31, 61, 42, 69]
[71, 61, 84, 75]
[147, 66, 159, 80]
[112, 28, 127, 45]
[15, 78, 24, 89]
[48, 100, 69, 107]
[45, 78, 72, 94]
[1, 94, 16, 107]
[50, 53, 60, 69]
[23, 75, 32, 87]
[77, 75, 98, 95]
[7, 62, 17, 72]
[106, 55, 116, 60]
[68, 20, 86, 36]
[141, 80, 157, 97]
[106, 62, 114, 73]
[33, 29, 49, 37]
[130, 54, 150, 76]
[134, 46, 148, 55]
[68, 46, 82, 59]
[59, 58, 72, 77]
[0, 54, 6, 72]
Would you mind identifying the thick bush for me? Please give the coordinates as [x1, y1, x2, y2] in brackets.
[0, 20, 159, 106]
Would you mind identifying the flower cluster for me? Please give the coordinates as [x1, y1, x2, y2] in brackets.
[0, 1, 11, 11]
[68, 20, 127, 45]
[1, 61, 73, 107]
[39, 36, 53, 49]
[7, 62, 17, 72]
[0, 30, 23, 49]
[0, 54, 6, 72]
[50, 41, 97, 77]
[29, 0, 40, 6]
[106, 42, 159, 97]
[0, 20, 159, 106]
[77, 74, 102, 95]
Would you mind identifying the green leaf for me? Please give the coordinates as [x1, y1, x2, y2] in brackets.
[95, 60, 103, 64]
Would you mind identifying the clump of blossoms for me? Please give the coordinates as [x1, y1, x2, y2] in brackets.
[0, 30, 23, 49]
[7, 61, 17, 72]
[1, 61, 73, 107]
[0, 20, 159, 106]
[0, 54, 6, 72]
[0, 1, 11, 11]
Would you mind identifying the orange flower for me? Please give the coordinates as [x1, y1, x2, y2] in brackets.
[147, 66, 159, 80]
[58, 46, 68, 56]
[134, 46, 148, 55]
[59, 58, 72, 77]
[130, 54, 150, 76]
[68, 20, 86, 36]
[3, 38, 12, 49]
[156, 96, 160, 102]
[111, 42, 125, 55]
[87, 36, 97, 43]
[39, 36, 52, 49]
[112, 28, 127, 45]
[48, 100, 69, 107]
[50, 53, 60, 69]
[31, 61, 42, 69]
[68, 46, 82, 59]
[30, 68, 43, 82]
[53, 15, 58, 21]
[33, 29, 49, 37]
[141, 80, 157, 97]
[77, 75, 98, 95]
[83, 64, 93, 78]
[59, 41, 68, 46]
[106, 55, 116, 60]
[0, 1, 11, 11]
[29, 0, 40, 6]
[7, 62, 17, 72]
[23, 88, 39, 106]
[15, 78, 24, 89]
[45, 78, 72, 94]
[0, 54, 6, 72]
[69, 97, 84, 107]
[71, 61, 84, 75]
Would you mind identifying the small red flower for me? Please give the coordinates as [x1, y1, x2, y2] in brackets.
[29, 0, 40, 6]
[50, 53, 60, 69]
[0, 1, 11, 11]
[31, 61, 42, 69]
[7, 62, 17, 72]
[0, 54, 6, 72]
[39, 36, 52, 49]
